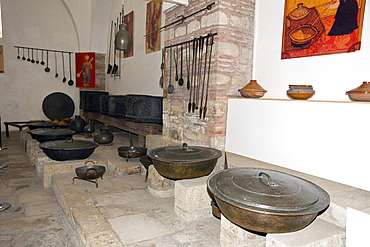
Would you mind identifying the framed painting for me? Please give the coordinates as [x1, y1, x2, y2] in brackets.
[75, 52, 95, 88]
[281, 0, 366, 59]
[124, 11, 134, 58]
[146, 0, 162, 54]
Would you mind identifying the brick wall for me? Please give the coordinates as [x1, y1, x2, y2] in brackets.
[163, 0, 255, 150]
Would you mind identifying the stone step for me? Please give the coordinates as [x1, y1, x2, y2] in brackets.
[266, 218, 345, 247]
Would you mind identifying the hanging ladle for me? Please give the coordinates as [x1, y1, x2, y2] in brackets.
[17, 47, 20, 59]
[159, 48, 164, 88]
[31, 49, 35, 63]
[167, 47, 174, 94]
[22, 48, 26, 60]
[178, 44, 184, 86]
[40, 50, 45, 65]
[54, 52, 58, 78]
[44, 51, 50, 72]
[35, 49, 39, 64]
[27, 48, 31, 62]
[68, 52, 74, 86]
[61, 52, 66, 82]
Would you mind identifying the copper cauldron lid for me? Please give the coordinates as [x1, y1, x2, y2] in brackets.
[208, 168, 330, 213]
[148, 143, 222, 162]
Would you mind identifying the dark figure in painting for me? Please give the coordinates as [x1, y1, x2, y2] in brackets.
[325, 0, 359, 46]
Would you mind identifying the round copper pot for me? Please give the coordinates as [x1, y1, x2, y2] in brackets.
[207, 168, 330, 233]
[148, 143, 222, 180]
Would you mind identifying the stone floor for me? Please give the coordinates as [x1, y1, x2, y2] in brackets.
[0, 131, 82, 247]
[0, 131, 221, 247]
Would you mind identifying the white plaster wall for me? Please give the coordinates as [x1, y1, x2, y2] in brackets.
[106, 0, 173, 96]
[0, 0, 80, 127]
[0, 0, 172, 129]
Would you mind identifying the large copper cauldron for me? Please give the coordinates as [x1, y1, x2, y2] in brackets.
[207, 168, 330, 233]
[148, 143, 222, 180]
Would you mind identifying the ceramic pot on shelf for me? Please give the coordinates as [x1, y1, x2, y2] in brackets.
[238, 80, 267, 98]
[94, 128, 114, 144]
[287, 85, 315, 100]
[346, 81, 370, 102]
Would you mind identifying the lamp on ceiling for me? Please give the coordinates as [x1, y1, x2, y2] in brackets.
[115, 22, 131, 51]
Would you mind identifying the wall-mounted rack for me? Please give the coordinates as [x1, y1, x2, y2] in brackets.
[14, 46, 73, 54]
[144, 2, 215, 37]
[165, 32, 217, 49]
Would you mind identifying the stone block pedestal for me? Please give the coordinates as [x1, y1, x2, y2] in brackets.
[220, 215, 266, 247]
[147, 165, 175, 198]
[174, 176, 213, 221]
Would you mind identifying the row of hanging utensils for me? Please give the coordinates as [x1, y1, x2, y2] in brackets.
[107, 9, 126, 77]
[14, 46, 75, 86]
[163, 33, 216, 119]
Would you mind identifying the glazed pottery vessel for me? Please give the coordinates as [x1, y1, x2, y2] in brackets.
[346, 82, 370, 102]
[287, 85, 315, 100]
[238, 80, 267, 98]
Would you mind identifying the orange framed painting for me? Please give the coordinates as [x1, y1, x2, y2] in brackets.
[146, 0, 162, 54]
[75, 52, 95, 88]
[281, 0, 366, 59]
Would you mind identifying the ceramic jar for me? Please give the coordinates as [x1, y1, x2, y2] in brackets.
[346, 81, 370, 102]
[94, 128, 114, 144]
[70, 115, 86, 133]
[287, 85, 315, 100]
[238, 80, 267, 98]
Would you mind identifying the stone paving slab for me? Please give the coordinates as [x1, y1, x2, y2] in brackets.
[51, 169, 221, 247]
[0, 131, 83, 247]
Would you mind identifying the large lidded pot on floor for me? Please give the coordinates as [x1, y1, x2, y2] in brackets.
[39, 138, 98, 161]
[207, 168, 330, 233]
[147, 143, 222, 180]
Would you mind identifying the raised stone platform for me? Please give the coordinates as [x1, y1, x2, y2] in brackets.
[23, 131, 142, 188]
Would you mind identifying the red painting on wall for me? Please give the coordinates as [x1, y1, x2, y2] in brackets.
[281, 0, 366, 59]
[75, 52, 95, 88]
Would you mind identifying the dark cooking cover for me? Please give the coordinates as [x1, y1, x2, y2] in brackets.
[42, 92, 75, 120]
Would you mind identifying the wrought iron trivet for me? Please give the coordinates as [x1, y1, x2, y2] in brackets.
[72, 176, 103, 188]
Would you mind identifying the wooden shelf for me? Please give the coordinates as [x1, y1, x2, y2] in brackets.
[81, 110, 162, 147]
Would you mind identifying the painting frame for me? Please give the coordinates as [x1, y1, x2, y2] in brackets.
[75, 52, 95, 88]
[146, 0, 162, 54]
[281, 0, 366, 59]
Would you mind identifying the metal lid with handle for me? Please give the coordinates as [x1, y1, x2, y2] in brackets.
[208, 168, 330, 213]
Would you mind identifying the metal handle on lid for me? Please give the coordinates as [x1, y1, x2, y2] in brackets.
[258, 172, 278, 187]
[65, 137, 74, 143]
[182, 143, 188, 150]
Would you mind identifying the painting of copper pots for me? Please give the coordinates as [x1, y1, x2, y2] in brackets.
[346, 81, 370, 102]
[287, 85, 315, 100]
[147, 143, 222, 180]
[238, 80, 267, 98]
[207, 168, 330, 233]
